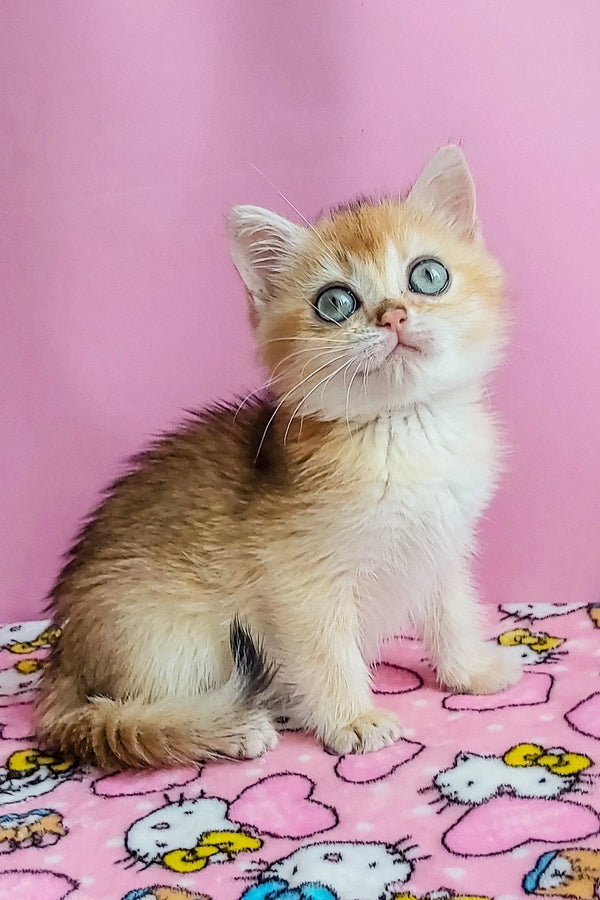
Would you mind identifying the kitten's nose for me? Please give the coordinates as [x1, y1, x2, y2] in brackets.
[378, 306, 408, 335]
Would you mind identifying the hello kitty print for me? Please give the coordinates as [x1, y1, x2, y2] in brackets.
[0, 604, 598, 899]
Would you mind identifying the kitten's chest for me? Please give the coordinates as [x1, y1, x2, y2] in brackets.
[337, 405, 496, 561]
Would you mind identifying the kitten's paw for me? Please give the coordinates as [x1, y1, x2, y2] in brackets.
[325, 708, 402, 755]
[219, 710, 279, 759]
[443, 646, 523, 695]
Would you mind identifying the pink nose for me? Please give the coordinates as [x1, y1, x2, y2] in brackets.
[379, 306, 408, 334]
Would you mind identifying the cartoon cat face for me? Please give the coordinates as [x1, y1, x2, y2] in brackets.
[500, 603, 585, 623]
[126, 796, 236, 865]
[523, 848, 600, 897]
[433, 750, 577, 806]
[0, 750, 76, 806]
[0, 807, 66, 852]
[396, 893, 490, 900]
[0, 660, 47, 697]
[121, 888, 210, 900]
[126, 795, 260, 872]
[496, 629, 565, 666]
[0, 620, 59, 653]
[263, 840, 413, 900]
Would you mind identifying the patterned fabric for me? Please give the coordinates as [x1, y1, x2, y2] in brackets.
[0, 603, 598, 900]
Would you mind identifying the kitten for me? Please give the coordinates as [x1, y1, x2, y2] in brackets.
[35, 145, 522, 770]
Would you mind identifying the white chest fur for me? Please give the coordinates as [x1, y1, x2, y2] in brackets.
[323, 397, 499, 645]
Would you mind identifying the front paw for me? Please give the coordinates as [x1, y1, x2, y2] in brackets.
[324, 708, 402, 754]
[442, 645, 523, 695]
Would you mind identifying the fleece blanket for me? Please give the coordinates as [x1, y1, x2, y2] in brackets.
[0, 602, 599, 900]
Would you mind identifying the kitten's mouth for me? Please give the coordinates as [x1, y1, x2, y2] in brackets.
[388, 337, 422, 356]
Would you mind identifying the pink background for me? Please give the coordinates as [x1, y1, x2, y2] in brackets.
[2, 0, 599, 621]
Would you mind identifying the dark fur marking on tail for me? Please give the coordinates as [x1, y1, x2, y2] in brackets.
[230, 617, 277, 702]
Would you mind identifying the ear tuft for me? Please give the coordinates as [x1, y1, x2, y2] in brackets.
[228, 205, 305, 324]
[407, 145, 479, 239]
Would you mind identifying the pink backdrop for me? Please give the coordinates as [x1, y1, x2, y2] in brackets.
[2, 0, 599, 621]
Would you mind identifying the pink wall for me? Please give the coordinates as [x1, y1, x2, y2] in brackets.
[2, 0, 599, 621]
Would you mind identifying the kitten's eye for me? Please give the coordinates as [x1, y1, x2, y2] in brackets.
[408, 258, 449, 295]
[314, 285, 359, 323]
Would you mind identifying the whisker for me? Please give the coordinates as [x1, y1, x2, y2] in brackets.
[435, 801, 452, 815]
[254, 354, 348, 461]
[282, 357, 355, 446]
[345, 357, 364, 436]
[249, 162, 331, 254]
[264, 336, 351, 345]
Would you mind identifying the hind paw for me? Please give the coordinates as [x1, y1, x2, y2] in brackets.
[220, 711, 278, 759]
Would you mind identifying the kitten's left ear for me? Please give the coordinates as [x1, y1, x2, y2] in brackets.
[228, 205, 306, 325]
[407, 145, 479, 240]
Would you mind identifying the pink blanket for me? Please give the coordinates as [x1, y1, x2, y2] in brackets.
[0, 602, 599, 900]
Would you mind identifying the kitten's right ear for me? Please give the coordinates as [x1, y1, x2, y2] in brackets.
[228, 205, 305, 325]
[407, 145, 479, 240]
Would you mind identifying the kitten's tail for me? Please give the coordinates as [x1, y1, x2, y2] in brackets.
[35, 620, 278, 770]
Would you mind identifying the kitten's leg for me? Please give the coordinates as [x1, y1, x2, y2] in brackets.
[421, 567, 522, 694]
[274, 584, 401, 754]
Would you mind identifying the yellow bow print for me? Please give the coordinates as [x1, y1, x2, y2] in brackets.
[8, 625, 61, 655]
[14, 659, 49, 675]
[498, 628, 564, 653]
[162, 829, 262, 872]
[6, 748, 75, 776]
[394, 895, 490, 900]
[503, 743, 592, 775]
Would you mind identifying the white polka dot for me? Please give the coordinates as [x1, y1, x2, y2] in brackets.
[411, 804, 434, 816]
[298, 754, 313, 762]
[244, 767, 265, 777]
[511, 845, 532, 858]
[105, 837, 123, 847]
[136, 800, 154, 811]
[372, 782, 389, 794]
[443, 866, 466, 879]
[488, 723, 503, 731]
[423, 765, 441, 775]
[412, 698, 428, 706]
[79, 877, 95, 887]
[447, 713, 464, 721]
[43, 855, 63, 864]
[403, 728, 415, 736]
[539, 714, 555, 721]
[355, 821, 375, 832]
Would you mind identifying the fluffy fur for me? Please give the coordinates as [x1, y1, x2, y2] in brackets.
[35, 146, 522, 769]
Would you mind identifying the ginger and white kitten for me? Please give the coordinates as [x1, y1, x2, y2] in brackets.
[35, 145, 521, 770]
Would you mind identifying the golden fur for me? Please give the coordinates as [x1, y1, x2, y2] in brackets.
[35, 146, 521, 769]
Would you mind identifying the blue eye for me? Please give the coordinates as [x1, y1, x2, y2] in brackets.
[408, 258, 450, 295]
[314, 285, 359, 323]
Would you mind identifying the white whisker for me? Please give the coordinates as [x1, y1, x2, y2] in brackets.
[345, 357, 363, 436]
[253, 354, 349, 462]
[249, 162, 331, 254]
[283, 357, 355, 446]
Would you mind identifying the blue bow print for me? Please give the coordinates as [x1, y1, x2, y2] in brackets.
[241, 878, 338, 900]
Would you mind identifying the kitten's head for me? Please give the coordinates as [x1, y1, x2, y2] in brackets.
[229, 146, 505, 423]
